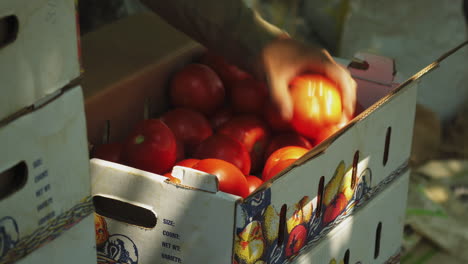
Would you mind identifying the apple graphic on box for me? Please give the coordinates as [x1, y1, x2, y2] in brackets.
[286, 196, 313, 234]
[94, 213, 109, 248]
[235, 221, 265, 264]
[322, 192, 348, 226]
[285, 224, 307, 257]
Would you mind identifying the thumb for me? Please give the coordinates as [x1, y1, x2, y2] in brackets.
[268, 75, 294, 121]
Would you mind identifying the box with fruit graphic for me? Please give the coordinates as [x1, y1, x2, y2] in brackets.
[0, 86, 96, 264]
[0, 0, 81, 122]
[86, 39, 418, 263]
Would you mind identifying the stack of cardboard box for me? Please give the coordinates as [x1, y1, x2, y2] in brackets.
[0, 1, 95, 263]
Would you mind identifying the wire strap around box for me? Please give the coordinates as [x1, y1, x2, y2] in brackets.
[1, 196, 94, 264]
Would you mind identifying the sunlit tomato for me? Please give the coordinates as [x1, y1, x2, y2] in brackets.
[209, 106, 234, 131]
[123, 119, 177, 175]
[263, 101, 293, 132]
[175, 158, 200, 168]
[246, 175, 263, 195]
[193, 134, 251, 175]
[193, 158, 250, 198]
[262, 158, 297, 181]
[199, 52, 251, 87]
[161, 108, 213, 155]
[163, 172, 181, 184]
[289, 74, 343, 140]
[314, 115, 350, 145]
[264, 132, 314, 161]
[170, 63, 225, 115]
[262, 146, 309, 180]
[93, 142, 123, 163]
[218, 115, 271, 174]
[230, 78, 269, 114]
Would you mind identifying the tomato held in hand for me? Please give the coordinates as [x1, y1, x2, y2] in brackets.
[123, 119, 177, 175]
[193, 158, 250, 198]
[93, 142, 123, 163]
[246, 175, 263, 195]
[262, 146, 309, 181]
[218, 115, 271, 174]
[193, 134, 251, 176]
[170, 63, 225, 115]
[289, 74, 343, 140]
[161, 108, 213, 155]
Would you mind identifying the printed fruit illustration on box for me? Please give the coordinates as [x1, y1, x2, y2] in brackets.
[94, 214, 139, 264]
[234, 160, 371, 263]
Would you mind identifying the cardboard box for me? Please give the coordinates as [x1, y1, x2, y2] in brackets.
[0, 0, 81, 122]
[0, 86, 95, 264]
[82, 12, 441, 263]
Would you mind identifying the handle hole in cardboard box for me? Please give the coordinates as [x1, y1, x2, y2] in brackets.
[316, 176, 325, 216]
[344, 248, 350, 264]
[0, 161, 27, 200]
[0, 15, 18, 49]
[374, 221, 383, 259]
[352, 151, 360, 189]
[278, 204, 287, 246]
[93, 195, 157, 228]
[383, 127, 392, 166]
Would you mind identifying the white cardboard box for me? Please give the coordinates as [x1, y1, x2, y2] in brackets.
[0, 86, 95, 264]
[0, 0, 81, 122]
[87, 42, 416, 263]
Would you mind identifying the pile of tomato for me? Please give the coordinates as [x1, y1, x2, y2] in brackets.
[92, 51, 360, 198]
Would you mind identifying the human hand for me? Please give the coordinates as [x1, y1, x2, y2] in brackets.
[259, 37, 357, 122]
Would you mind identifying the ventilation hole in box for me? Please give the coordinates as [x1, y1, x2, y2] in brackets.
[0, 161, 27, 200]
[277, 204, 287, 246]
[344, 249, 350, 264]
[374, 222, 382, 259]
[383, 127, 392, 166]
[93, 195, 157, 228]
[0, 15, 18, 49]
[316, 176, 325, 217]
[351, 151, 359, 189]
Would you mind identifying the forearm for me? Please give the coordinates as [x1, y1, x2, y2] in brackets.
[140, 0, 286, 78]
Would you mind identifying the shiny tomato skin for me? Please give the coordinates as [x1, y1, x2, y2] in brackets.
[175, 158, 200, 168]
[170, 63, 225, 115]
[246, 175, 264, 195]
[199, 52, 251, 87]
[193, 158, 250, 198]
[123, 119, 177, 175]
[218, 115, 271, 174]
[264, 132, 314, 161]
[193, 134, 251, 176]
[289, 74, 343, 140]
[161, 108, 213, 155]
[230, 78, 269, 114]
[93, 142, 123, 163]
[262, 146, 309, 180]
[262, 158, 297, 181]
[263, 101, 294, 132]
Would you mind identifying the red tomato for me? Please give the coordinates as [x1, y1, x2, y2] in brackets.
[263, 101, 293, 132]
[209, 106, 234, 131]
[193, 134, 251, 175]
[313, 116, 349, 144]
[262, 158, 297, 181]
[218, 115, 271, 174]
[199, 52, 251, 87]
[170, 63, 225, 115]
[175, 158, 200, 168]
[246, 175, 263, 195]
[161, 108, 213, 155]
[264, 132, 314, 161]
[93, 142, 123, 163]
[230, 78, 269, 114]
[262, 146, 308, 180]
[193, 158, 249, 198]
[123, 119, 177, 175]
[163, 172, 181, 184]
[175, 139, 185, 162]
[289, 74, 343, 140]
